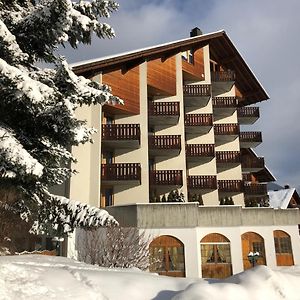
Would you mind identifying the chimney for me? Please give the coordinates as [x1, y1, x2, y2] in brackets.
[190, 27, 203, 37]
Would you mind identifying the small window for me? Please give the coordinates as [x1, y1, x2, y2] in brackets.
[274, 237, 292, 254]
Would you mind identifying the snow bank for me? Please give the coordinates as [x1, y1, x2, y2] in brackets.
[1, 255, 300, 300]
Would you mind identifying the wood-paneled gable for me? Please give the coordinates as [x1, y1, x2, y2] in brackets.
[102, 67, 140, 115]
[182, 48, 205, 81]
[147, 56, 176, 96]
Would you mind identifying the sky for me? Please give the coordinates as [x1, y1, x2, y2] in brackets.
[59, 0, 300, 190]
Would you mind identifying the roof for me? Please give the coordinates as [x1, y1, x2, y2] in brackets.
[268, 188, 296, 208]
[72, 30, 269, 105]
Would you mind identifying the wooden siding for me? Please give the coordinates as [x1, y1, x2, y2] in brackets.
[182, 48, 205, 81]
[147, 57, 176, 96]
[102, 67, 140, 115]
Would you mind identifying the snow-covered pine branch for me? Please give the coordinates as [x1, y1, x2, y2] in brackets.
[0, 0, 121, 240]
[31, 194, 118, 237]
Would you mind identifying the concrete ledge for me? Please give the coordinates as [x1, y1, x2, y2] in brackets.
[106, 203, 300, 228]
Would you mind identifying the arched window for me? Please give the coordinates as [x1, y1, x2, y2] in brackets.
[149, 235, 185, 277]
[241, 232, 266, 270]
[273, 230, 294, 266]
[200, 233, 232, 279]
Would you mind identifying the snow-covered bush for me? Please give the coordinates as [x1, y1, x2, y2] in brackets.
[77, 227, 150, 270]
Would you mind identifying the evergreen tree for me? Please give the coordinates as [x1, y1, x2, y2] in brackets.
[0, 0, 120, 241]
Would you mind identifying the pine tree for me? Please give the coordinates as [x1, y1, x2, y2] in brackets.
[0, 0, 120, 242]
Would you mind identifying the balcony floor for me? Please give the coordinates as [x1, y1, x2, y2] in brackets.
[148, 115, 179, 126]
[212, 81, 235, 96]
[184, 96, 211, 108]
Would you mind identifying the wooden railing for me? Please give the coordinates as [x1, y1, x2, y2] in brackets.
[212, 97, 238, 108]
[211, 70, 235, 82]
[216, 151, 241, 164]
[241, 157, 265, 169]
[150, 170, 183, 186]
[218, 180, 243, 192]
[102, 124, 140, 141]
[185, 114, 213, 126]
[239, 132, 262, 143]
[149, 135, 181, 150]
[237, 107, 260, 118]
[183, 84, 211, 96]
[148, 101, 180, 116]
[214, 124, 240, 135]
[187, 175, 217, 189]
[244, 183, 267, 195]
[186, 144, 215, 157]
[101, 163, 141, 181]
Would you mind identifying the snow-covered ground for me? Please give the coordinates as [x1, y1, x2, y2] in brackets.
[1, 255, 300, 300]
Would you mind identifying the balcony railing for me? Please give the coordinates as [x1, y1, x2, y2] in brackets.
[185, 114, 213, 126]
[211, 70, 235, 82]
[241, 157, 265, 169]
[102, 124, 140, 141]
[150, 170, 183, 186]
[212, 97, 238, 108]
[101, 163, 141, 181]
[214, 124, 240, 135]
[148, 101, 180, 116]
[183, 84, 211, 97]
[237, 107, 260, 118]
[186, 144, 215, 157]
[244, 183, 267, 195]
[239, 132, 262, 143]
[149, 135, 181, 150]
[187, 175, 217, 189]
[218, 180, 243, 192]
[216, 151, 241, 164]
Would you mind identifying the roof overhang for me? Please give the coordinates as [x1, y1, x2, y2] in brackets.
[72, 30, 269, 105]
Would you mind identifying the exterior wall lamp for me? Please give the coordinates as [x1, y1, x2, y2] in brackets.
[247, 251, 260, 267]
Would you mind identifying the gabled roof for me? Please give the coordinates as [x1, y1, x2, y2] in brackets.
[268, 188, 299, 208]
[72, 30, 269, 105]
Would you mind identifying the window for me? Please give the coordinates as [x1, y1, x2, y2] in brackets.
[253, 242, 265, 257]
[104, 188, 113, 207]
[201, 244, 231, 264]
[149, 235, 185, 277]
[274, 233, 293, 254]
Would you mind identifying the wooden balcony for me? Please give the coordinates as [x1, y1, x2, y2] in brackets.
[149, 135, 181, 156]
[214, 124, 240, 145]
[183, 84, 211, 107]
[102, 124, 140, 149]
[211, 70, 235, 96]
[101, 163, 141, 185]
[187, 175, 217, 190]
[212, 97, 237, 120]
[216, 151, 241, 170]
[148, 101, 180, 125]
[239, 131, 262, 148]
[244, 182, 267, 196]
[237, 107, 260, 124]
[218, 180, 243, 194]
[150, 170, 183, 186]
[185, 114, 213, 134]
[241, 157, 265, 172]
[186, 144, 215, 163]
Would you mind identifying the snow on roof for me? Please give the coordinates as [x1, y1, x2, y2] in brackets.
[268, 188, 296, 209]
[70, 29, 225, 68]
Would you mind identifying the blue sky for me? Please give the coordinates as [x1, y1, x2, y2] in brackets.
[60, 0, 300, 189]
